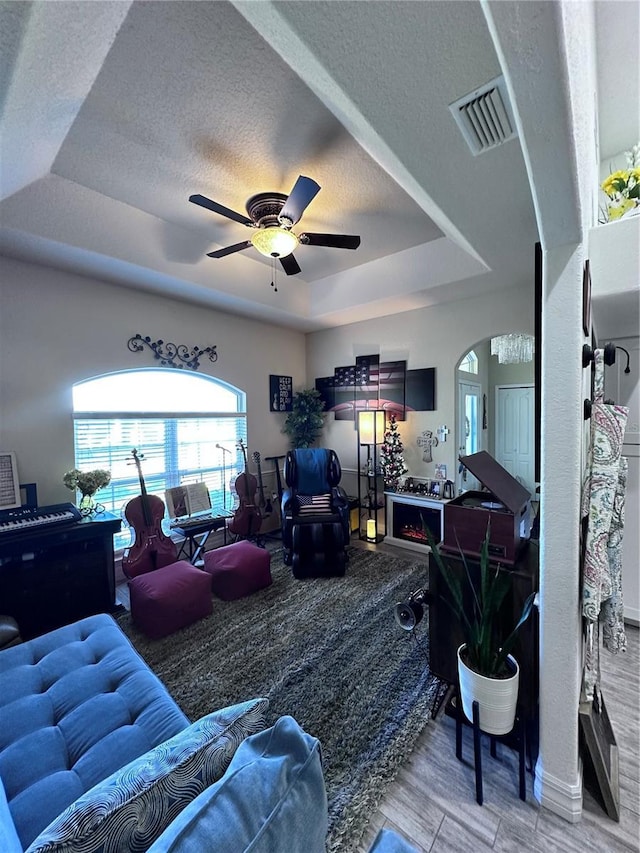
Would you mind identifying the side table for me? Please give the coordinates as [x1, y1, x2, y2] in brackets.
[454, 687, 527, 805]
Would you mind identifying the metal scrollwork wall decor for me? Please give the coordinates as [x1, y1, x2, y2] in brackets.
[127, 334, 218, 371]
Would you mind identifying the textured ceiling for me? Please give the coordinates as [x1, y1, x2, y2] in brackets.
[0, 1, 636, 331]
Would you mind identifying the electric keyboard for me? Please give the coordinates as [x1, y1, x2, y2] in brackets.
[171, 513, 214, 529]
[0, 502, 83, 536]
[170, 507, 232, 530]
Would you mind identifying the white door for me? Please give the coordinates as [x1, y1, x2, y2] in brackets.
[495, 385, 535, 494]
[458, 380, 482, 493]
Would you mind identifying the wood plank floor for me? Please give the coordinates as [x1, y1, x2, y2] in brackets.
[354, 540, 640, 853]
[117, 536, 639, 852]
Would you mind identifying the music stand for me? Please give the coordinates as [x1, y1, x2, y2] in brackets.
[216, 443, 232, 509]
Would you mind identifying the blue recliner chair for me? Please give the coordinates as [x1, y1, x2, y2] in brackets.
[281, 448, 350, 578]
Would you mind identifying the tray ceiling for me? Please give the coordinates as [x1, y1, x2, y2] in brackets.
[0, 1, 636, 331]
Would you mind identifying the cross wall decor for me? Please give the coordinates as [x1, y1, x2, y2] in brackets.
[417, 430, 439, 462]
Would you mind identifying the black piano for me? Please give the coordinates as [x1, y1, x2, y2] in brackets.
[0, 505, 121, 639]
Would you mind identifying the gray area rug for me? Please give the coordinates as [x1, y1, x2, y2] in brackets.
[118, 546, 441, 852]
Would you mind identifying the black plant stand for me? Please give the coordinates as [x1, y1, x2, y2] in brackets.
[454, 688, 527, 805]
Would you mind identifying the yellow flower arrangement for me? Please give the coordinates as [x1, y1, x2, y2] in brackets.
[600, 144, 640, 222]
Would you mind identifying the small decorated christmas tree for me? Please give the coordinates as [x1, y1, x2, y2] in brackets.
[379, 412, 408, 490]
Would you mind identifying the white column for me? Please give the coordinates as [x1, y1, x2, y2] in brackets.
[535, 243, 586, 821]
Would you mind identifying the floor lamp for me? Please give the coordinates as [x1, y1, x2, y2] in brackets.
[357, 410, 385, 542]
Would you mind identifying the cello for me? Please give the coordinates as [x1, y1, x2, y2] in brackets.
[122, 448, 177, 578]
[228, 439, 262, 539]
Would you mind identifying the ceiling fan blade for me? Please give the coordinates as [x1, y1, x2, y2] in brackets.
[206, 240, 252, 258]
[299, 233, 361, 250]
[279, 253, 301, 276]
[279, 176, 321, 225]
[189, 194, 253, 226]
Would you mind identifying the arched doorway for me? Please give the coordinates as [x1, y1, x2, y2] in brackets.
[456, 336, 535, 494]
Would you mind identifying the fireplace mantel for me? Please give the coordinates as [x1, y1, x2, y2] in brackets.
[384, 491, 448, 554]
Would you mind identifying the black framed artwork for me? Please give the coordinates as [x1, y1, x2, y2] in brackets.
[333, 365, 356, 421]
[315, 376, 336, 411]
[535, 241, 542, 483]
[405, 368, 436, 411]
[378, 360, 407, 420]
[355, 354, 380, 411]
[583, 259, 591, 337]
[269, 375, 293, 412]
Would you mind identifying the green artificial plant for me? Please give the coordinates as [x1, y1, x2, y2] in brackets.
[282, 388, 326, 448]
[424, 520, 535, 678]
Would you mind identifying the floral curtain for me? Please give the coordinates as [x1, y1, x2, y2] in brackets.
[581, 348, 629, 701]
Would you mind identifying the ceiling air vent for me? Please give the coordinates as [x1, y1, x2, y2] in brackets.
[449, 76, 517, 156]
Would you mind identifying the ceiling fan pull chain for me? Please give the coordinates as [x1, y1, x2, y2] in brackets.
[270, 257, 278, 292]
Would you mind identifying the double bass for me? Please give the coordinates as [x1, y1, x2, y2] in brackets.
[122, 449, 177, 578]
[228, 439, 262, 538]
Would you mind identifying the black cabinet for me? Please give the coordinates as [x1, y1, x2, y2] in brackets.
[428, 541, 539, 715]
[0, 513, 121, 639]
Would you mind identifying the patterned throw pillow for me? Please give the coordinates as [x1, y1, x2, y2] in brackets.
[26, 698, 269, 853]
[298, 494, 333, 515]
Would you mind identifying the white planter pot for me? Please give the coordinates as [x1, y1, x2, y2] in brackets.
[457, 644, 519, 736]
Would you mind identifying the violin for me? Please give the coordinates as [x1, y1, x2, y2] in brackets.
[228, 439, 262, 538]
[122, 448, 177, 578]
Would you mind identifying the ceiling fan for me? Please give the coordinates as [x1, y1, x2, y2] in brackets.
[189, 175, 360, 276]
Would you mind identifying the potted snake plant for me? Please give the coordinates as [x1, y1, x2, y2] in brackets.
[425, 521, 535, 735]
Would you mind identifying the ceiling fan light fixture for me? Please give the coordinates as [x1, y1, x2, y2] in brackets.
[251, 227, 298, 258]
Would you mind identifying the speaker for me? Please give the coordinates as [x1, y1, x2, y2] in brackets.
[394, 599, 424, 631]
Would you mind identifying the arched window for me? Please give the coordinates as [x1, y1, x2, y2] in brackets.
[459, 349, 478, 374]
[72, 369, 246, 546]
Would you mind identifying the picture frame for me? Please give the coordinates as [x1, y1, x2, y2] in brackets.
[582, 259, 591, 337]
[269, 375, 293, 412]
[405, 367, 436, 412]
[0, 451, 21, 510]
[579, 692, 620, 821]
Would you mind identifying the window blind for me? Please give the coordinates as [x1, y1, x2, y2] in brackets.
[73, 415, 246, 550]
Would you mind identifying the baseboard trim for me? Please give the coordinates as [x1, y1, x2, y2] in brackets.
[534, 760, 583, 823]
[624, 608, 639, 627]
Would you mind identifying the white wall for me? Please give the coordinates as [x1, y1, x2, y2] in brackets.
[305, 283, 533, 494]
[0, 256, 306, 505]
[0, 254, 533, 507]
[589, 216, 640, 341]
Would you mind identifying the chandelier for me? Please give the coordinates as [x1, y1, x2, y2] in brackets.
[490, 334, 534, 364]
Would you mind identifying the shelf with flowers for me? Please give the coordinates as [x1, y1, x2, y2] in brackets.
[599, 143, 640, 223]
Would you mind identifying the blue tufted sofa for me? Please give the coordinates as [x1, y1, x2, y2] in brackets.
[0, 614, 328, 852]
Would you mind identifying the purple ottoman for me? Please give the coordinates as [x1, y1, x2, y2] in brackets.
[203, 541, 272, 601]
[128, 560, 213, 639]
